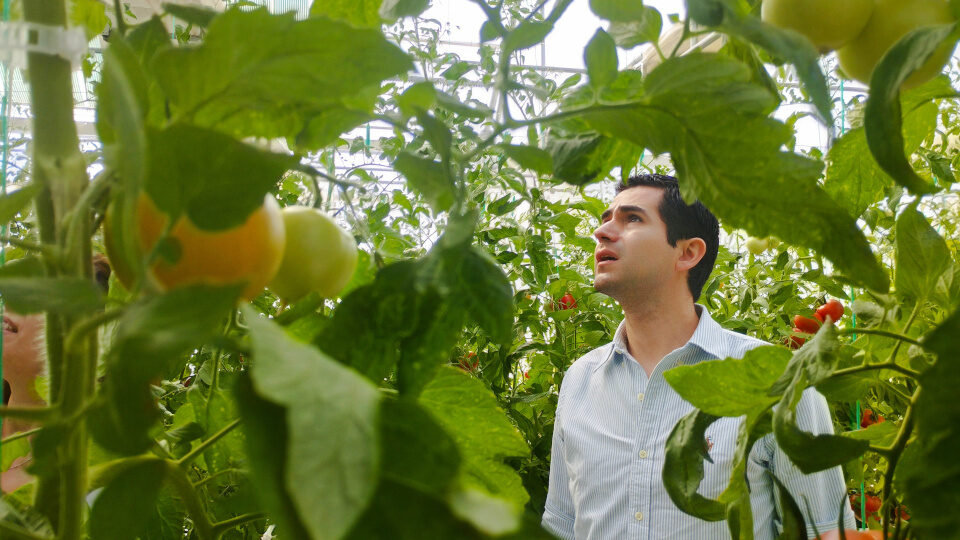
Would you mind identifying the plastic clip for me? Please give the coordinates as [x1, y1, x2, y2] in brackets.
[0, 21, 88, 70]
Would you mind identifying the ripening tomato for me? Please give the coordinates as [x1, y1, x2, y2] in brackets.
[761, 0, 874, 51]
[816, 299, 845, 323]
[836, 0, 957, 89]
[105, 193, 286, 300]
[794, 314, 822, 334]
[559, 292, 577, 310]
[861, 409, 885, 428]
[268, 206, 359, 302]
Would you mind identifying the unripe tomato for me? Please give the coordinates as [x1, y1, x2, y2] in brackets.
[558, 292, 577, 310]
[745, 236, 769, 255]
[836, 0, 956, 89]
[820, 530, 883, 540]
[816, 299, 845, 322]
[268, 206, 358, 302]
[793, 314, 822, 334]
[106, 193, 286, 300]
[761, 0, 874, 51]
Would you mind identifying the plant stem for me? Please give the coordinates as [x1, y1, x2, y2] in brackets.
[211, 512, 268, 538]
[176, 418, 242, 467]
[0, 406, 58, 422]
[880, 390, 918, 538]
[886, 302, 922, 364]
[192, 467, 242, 489]
[1, 426, 43, 444]
[838, 328, 921, 346]
[165, 461, 216, 540]
[831, 362, 920, 379]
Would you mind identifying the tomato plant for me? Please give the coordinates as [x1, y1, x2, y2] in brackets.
[1, 0, 959, 538]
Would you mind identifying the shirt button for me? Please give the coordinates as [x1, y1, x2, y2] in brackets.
[635, 511, 643, 521]
[637, 393, 645, 402]
[638, 449, 648, 459]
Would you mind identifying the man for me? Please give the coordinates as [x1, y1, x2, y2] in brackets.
[542, 174, 855, 539]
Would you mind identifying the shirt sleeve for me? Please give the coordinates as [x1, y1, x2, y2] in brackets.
[762, 387, 857, 539]
[542, 392, 576, 540]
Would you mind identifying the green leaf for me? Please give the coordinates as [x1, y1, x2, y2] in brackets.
[772, 376, 869, 474]
[417, 111, 453, 162]
[895, 205, 953, 303]
[144, 125, 295, 231]
[439, 244, 514, 344]
[589, 0, 656, 21]
[244, 305, 380, 540]
[585, 29, 619, 88]
[770, 472, 807, 540]
[824, 128, 890, 219]
[864, 24, 956, 195]
[152, 8, 412, 140]
[379, 0, 430, 21]
[393, 152, 456, 212]
[163, 2, 217, 27]
[88, 459, 167, 540]
[419, 366, 530, 508]
[294, 107, 373, 151]
[665, 346, 791, 417]
[662, 409, 726, 521]
[924, 150, 956, 185]
[344, 480, 482, 539]
[546, 132, 606, 185]
[379, 398, 461, 496]
[525, 235, 552, 285]
[502, 21, 553, 54]
[235, 376, 311, 539]
[0, 256, 44, 279]
[92, 285, 240, 455]
[69, 0, 109, 40]
[768, 323, 843, 396]
[0, 277, 103, 315]
[311, 0, 382, 28]
[686, 0, 723, 27]
[498, 144, 553, 175]
[578, 54, 888, 291]
[397, 81, 437, 117]
[607, 9, 663, 49]
[842, 421, 898, 447]
[0, 184, 39, 223]
[901, 307, 960, 538]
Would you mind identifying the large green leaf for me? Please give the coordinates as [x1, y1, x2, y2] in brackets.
[379, 398, 461, 496]
[151, 8, 412, 140]
[864, 24, 956, 195]
[901, 307, 960, 538]
[0, 277, 103, 315]
[585, 29, 618, 88]
[243, 305, 381, 540]
[393, 152, 456, 213]
[418, 367, 530, 508]
[894, 205, 953, 303]
[662, 409, 726, 521]
[664, 346, 790, 417]
[311, 0, 382, 27]
[0, 183, 40, 224]
[88, 459, 167, 540]
[144, 125, 295, 231]
[578, 54, 888, 291]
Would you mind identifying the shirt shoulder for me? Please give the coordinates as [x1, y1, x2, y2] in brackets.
[713, 326, 770, 360]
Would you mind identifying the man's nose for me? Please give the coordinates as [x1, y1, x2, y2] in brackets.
[594, 221, 616, 243]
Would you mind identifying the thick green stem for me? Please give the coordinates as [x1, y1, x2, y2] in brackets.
[211, 512, 268, 539]
[176, 418, 242, 467]
[165, 462, 216, 540]
[830, 362, 920, 379]
[22, 0, 93, 533]
[838, 328, 921, 347]
[880, 392, 916, 538]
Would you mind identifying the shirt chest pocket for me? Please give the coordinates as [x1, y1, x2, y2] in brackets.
[698, 416, 743, 499]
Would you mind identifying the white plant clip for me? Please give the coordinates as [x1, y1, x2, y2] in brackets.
[0, 21, 88, 70]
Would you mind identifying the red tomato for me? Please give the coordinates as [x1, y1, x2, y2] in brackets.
[559, 292, 577, 310]
[861, 409, 885, 428]
[816, 299, 845, 323]
[814, 311, 825, 323]
[794, 314, 822, 334]
[865, 495, 882, 514]
[786, 328, 805, 349]
[458, 352, 478, 371]
[820, 530, 883, 540]
[523, 371, 530, 379]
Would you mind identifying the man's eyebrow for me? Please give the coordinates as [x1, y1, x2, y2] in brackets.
[600, 205, 649, 222]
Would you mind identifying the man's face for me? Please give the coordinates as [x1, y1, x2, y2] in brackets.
[2, 310, 45, 384]
[592, 186, 680, 302]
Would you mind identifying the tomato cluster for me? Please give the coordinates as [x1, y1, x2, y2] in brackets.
[860, 408, 885, 428]
[786, 299, 844, 349]
[762, 0, 957, 89]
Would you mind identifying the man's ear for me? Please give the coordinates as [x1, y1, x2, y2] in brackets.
[676, 238, 707, 273]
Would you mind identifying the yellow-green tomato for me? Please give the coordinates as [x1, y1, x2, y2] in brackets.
[268, 207, 358, 302]
[837, 0, 956, 89]
[746, 236, 770, 255]
[761, 0, 874, 51]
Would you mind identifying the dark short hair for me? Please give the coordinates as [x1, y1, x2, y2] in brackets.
[616, 174, 719, 301]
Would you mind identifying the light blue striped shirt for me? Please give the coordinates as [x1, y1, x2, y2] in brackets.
[543, 306, 856, 539]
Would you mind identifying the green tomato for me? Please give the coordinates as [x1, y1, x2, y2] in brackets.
[837, 0, 956, 89]
[268, 206, 358, 302]
[761, 0, 874, 51]
[745, 236, 770, 255]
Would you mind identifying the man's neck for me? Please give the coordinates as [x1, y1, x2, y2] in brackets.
[620, 295, 700, 376]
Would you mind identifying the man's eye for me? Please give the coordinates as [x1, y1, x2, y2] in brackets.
[628, 215, 641, 222]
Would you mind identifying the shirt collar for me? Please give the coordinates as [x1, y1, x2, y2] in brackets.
[609, 304, 727, 363]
